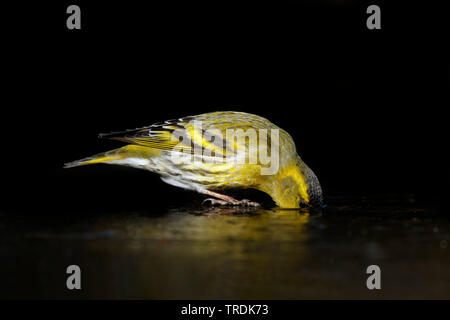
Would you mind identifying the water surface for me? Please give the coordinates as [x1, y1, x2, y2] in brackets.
[0, 197, 447, 299]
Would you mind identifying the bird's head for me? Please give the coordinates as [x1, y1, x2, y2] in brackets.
[263, 157, 323, 209]
[302, 163, 323, 208]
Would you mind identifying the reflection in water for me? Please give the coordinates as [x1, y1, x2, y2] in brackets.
[87, 207, 311, 299]
[1, 201, 449, 299]
[112, 206, 311, 241]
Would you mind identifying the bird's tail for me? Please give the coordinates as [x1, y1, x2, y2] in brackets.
[63, 148, 124, 168]
[63, 145, 160, 169]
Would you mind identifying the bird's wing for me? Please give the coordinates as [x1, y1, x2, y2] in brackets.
[99, 116, 230, 156]
[99, 117, 196, 153]
[99, 112, 287, 158]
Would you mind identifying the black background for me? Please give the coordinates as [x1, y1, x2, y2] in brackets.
[2, 1, 448, 214]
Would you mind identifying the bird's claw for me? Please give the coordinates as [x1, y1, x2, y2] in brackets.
[237, 199, 261, 207]
[202, 198, 230, 206]
[202, 198, 261, 207]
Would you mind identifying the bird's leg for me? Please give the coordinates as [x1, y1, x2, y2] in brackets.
[201, 190, 261, 207]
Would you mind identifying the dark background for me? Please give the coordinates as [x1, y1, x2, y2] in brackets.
[2, 1, 448, 214]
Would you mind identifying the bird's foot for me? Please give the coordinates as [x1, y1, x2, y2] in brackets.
[202, 198, 261, 207]
[201, 190, 261, 207]
[202, 198, 231, 206]
[234, 199, 261, 207]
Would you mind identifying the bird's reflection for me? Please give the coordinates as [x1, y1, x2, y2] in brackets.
[83, 205, 313, 298]
[5, 198, 447, 299]
[105, 206, 312, 242]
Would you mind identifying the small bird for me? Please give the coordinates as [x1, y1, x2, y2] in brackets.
[64, 111, 322, 208]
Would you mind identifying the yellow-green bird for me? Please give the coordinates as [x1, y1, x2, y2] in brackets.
[64, 111, 322, 208]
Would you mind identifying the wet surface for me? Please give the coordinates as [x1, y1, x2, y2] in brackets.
[0, 196, 447, 299]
